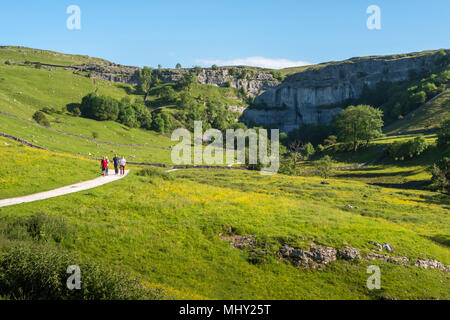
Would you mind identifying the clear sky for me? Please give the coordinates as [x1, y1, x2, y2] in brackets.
[1, 0, 449, 68]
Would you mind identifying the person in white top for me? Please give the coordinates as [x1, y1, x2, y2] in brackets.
[119, 156, 126, 175]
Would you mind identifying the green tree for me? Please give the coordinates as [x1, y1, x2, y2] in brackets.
[314, 155, 333, 179]
[335, 105, 384, 151]
[152, 113, 165, 133]
[138, 66, 154, 101]
[133, 103, 152, 130]
[175, 63, 182, 69]
[437, 117, 450, 150]
[429, 157, 450, 192]
[32, 111, 50, 127]
[118, 103, 138, 128]
[302, 142, 315, 160]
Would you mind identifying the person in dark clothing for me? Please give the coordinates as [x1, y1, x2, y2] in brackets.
[113, 154, 120, 175]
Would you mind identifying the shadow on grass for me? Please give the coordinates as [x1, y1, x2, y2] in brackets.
[369, 180, 431, 190]
[428, 234, 450, 248]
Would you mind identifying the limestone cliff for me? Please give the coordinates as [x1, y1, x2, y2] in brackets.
[243, 50, 449, 132]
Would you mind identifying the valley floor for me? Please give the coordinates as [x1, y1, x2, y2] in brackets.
[0, 136, 448, 300]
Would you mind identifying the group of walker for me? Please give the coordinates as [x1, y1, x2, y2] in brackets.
[101, 154, 127, 176]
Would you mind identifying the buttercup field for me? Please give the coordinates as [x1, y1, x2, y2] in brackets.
[0, 0, 448, 310]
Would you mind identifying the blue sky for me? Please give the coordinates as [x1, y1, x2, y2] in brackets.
[1, 0, 449, 68]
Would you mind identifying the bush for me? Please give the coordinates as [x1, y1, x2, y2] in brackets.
[32, 111, 51, 127]
[387, 136, 429, 160]
[72, 107, 81, 117]
[0, 244, 162, 300]
[437, 117, 450, 151]
[429, 157, 450, 192]
[80, 93, 119, 121]
[78, 94, 153, 130]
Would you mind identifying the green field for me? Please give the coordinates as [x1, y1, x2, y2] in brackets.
[0, 141, 448, 299]
[0, 47, 448, 300]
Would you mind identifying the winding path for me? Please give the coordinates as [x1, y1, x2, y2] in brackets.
[0, 170, 129, 208]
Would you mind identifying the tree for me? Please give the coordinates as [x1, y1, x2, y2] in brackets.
[152, 113, 166, 133]
[323, 135, 337, 147]
[32, 111, 50, 127]
[335, 105, 383, 151]
[80, 93, 119, 121]
[429, 157, 450, 192]
[410, 91, 426, 106]
[138, 66, 154, 101]
[437, 117, 450, 150]
[175, 63, 182, 69]
[159, 86, 177, 103]
[303, 142, 315, 160]
[288, 140, 304, 169]
[118, 103, 138, 128]
[133, 103, 152, 130]
[314, 155, 333, 179]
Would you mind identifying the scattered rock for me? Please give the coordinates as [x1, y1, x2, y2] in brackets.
[338, 246, 361, 260]
[221, 234, 254, 250]
[345, 204, 353, 209]
[321, 181, 329, 185]
[309, 245, 337, 264]
[383, 243, 393, 252]
[414, 259, 447, 272]
[279, 243, 337, 269]
[366, 253, 409, 266]
[369, 241, 383, 251]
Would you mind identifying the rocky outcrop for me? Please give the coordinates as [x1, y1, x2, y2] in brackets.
[72, 63, 280, 97]
[243, 50, 450, 132]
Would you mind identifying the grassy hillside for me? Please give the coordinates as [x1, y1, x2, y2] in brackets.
[385, 90, 450, 134]
[0, 46, 107, 66]
[0, 149, 448, 299]
[0, 136, 99, 198]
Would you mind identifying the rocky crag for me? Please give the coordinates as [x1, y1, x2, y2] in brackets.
[244, 49, 450, 132]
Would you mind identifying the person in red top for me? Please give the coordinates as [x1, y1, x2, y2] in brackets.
[101, 157, 109, 176]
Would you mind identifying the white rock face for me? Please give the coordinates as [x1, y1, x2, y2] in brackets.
[244, 50, 448, 132]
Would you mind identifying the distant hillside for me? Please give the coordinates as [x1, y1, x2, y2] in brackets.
[385, 90, 450, 134]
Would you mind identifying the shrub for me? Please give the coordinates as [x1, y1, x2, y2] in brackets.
[72, 107, 81, 117]
[437, 117, 450, 151]
[0, 244, 163, 300]
[387, 136, 429, 160]
[32, 111, 51, 127]
[429, 157, 450, 192]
